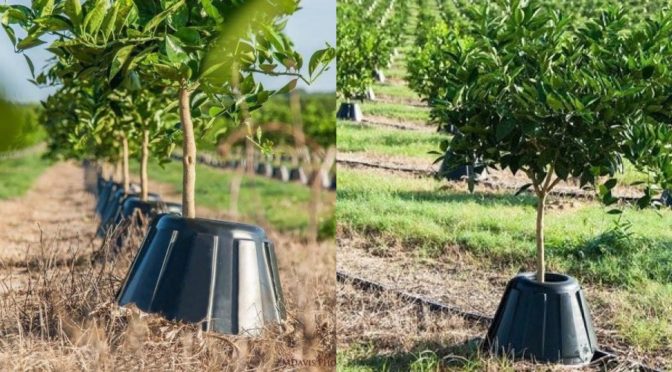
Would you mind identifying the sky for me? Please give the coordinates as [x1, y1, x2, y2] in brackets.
[0, 0, 336, 103]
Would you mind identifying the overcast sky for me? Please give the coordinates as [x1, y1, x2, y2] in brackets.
[0, 0, 335, 102]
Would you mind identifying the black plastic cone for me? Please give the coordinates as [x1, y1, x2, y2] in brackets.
[486, 273, 597, 365]
[96, 181, 121, 216]
[336, 102, 363, 122]
[117, 214, 285, 335]
[121, 197, 182, 223]
[289, 167, 308, 184]
[98, 190, 160, 237]
[272, 165, 290, 182]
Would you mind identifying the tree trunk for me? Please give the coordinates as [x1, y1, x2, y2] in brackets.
[536, 192, 547, 283]
[140, 128, 149, 201]
[229, 171, 243, 217]
[308, 160, 321, 244]
[179, 87, 197, 218]
[245, 139, 255, 175]
[122, 135, 130, 193]
[114, 160, 121, 182]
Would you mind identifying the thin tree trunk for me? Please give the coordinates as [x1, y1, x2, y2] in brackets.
[122, 135, 130, 193]
[308, 160, 321, 244]
[230, 172, 243, 217]
[140, 128, 149, 201]
[114, 160, 121, 182]
[536, 192, 547, 283]
[179, 87, 197, 218]
[245, 140, 255, 175]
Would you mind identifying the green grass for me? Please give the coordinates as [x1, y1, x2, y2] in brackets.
[338, 343, 513, 372]
[337, 122, 445, 161]
[0, 154, 51, 199]
[135, 161, 334, 238]
[372, 83, 421, 100]
[337, 167, 672, 286]
[338, 167, 672, 351]
[382, 66, 407, 80]
[360, 102, 430, 123]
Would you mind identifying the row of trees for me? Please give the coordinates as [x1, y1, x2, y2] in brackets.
[336, 0, 408, 103]
[406, 0, 672, 282]
[1, 0, 334, 218]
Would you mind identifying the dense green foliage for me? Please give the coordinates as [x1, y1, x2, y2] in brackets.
[336, 0, 409, 100]
[1, 0, 334, 216]
[201, 91, 336, 151]
[0, 100, 43, 153]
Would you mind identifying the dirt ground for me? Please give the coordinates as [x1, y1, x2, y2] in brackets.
[336, 231, 671, 370]
[0, 161, 336, 371]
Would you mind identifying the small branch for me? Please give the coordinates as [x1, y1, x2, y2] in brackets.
[245, 69, 311, 85]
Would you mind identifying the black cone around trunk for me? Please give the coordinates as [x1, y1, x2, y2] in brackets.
[289, 167, 308, 184]
[96, 181, 121, 216]
[117, 214, 285, 335]
[485, 273, 597, 365]
[98, 190, 160, 237]
[336, 102, 363, 122]
[120, 197, 182, 223]
[272, 165, 290, 182]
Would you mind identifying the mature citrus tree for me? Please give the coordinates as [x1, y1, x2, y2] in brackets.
[434, 1, 672, 282]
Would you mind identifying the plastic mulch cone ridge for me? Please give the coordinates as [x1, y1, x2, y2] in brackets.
[117, 214, 285, 336]
[485, 272, 598, 365]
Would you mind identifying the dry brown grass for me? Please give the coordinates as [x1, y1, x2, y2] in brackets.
[0, 217, 335, 372]
[0, 162, 335, 371]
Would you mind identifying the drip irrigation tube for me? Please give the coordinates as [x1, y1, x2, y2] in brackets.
[336, 158, 648, 203]
[336, 270, 662, 372]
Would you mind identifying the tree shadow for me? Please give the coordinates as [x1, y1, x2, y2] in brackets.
[342, 337, 488, 371]
[391, 189, 537, 208]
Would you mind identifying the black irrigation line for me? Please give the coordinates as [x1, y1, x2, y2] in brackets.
[336, 270, 662, 372]
[359, 118, 435, 132]
[336, 158, 647, 203]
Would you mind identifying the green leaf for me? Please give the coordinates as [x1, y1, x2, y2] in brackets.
[515, 183, 532, 196]
[17, 35, 46, 50]
[200, 0, 222, 22]
[165, 34, 188, 65]
[40, 0, 54, 16]
[145, 0, 185, 32]
[2, 24, 16, 46]
[607, 209, 622, 215]
[154, 63, 181, 80]
[100, 3, 119, 40]
[641, 65, 655, 79]
[546, 94, 564, 111]
[83, 0, 107, 34]
[275, 78, 298, 95]
[64, 0, 82, 28]
[175, 27, 200, 45]
[496, 121, 515, 141]
[604, 178, 617, 189]
[109, 45, 134, 80]
[39, 15, 71, 31]
[24, 55, 35, 78]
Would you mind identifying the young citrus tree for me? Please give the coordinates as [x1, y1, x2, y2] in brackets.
[2, 0, 334, 218]
[436, 1, 672, 282]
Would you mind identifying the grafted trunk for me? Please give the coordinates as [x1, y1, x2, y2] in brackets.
[140, 128, 149, 201]
[122, 135, 130, 193]
[536, 192, 547, 283]
[179, 87, 197, 218]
